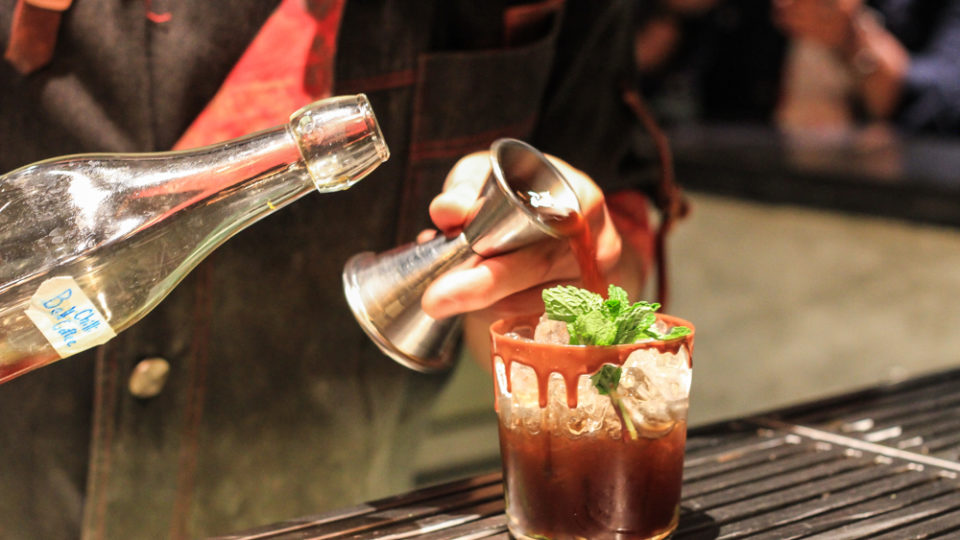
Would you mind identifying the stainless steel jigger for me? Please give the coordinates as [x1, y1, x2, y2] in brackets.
[342, 138, 582, 372]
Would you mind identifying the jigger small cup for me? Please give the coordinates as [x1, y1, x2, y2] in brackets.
[343, 139, 582, 372]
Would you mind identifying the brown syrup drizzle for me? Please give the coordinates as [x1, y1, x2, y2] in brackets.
[491, 313, 694, 410]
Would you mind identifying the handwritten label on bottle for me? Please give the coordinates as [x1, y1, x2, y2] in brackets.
[24, 276, 117, 358]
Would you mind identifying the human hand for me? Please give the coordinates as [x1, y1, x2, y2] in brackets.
[773, 0, 863, 51]
[419, 151, 625, 322]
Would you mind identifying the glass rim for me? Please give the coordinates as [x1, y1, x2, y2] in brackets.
[490, 312, 695, 352]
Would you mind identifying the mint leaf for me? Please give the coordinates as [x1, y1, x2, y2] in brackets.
[589, 364, 622, 395]
[645, 325, 693, 341]
[602, 285, 629, 318]
[602, 284, 633, 319]
[542, 286, 602, 323]
[601, 297, 622, 320]
[590, 365, 638, 440]
[607, 284, 630, 306]
[616, 310, 657, 345]
[570, 310, 617, 346]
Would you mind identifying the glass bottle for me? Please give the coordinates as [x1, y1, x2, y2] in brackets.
[0, 94, 389, 383]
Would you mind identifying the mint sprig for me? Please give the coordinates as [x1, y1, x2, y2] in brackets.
[545, 284, 691, 442]
[590, 365, 638, 440]
[542, 284, 689, 346]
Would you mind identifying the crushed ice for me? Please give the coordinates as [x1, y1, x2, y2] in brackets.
[495, 316, 692, 438]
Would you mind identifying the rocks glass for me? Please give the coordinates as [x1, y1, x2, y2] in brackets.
[491, 313, 695, 540]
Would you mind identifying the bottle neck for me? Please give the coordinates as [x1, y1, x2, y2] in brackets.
[150, 126, 321, 266]
[145, 126, 315, 222]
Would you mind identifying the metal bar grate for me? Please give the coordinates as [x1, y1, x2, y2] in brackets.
[777, 369, 960, 461]
[673, 422, 960, 539]
[218, 368, 960, 539]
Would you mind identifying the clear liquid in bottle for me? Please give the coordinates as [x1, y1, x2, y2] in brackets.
[0, 94, 389, 382]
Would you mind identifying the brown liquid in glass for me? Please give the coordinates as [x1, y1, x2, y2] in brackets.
[499, 420, 685, 539]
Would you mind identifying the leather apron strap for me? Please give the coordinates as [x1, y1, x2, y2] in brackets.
[622, 86, 691, 310]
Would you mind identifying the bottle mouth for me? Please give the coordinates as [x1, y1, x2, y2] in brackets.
[288, 94, 391, 192]
[357, 94, 390, 163]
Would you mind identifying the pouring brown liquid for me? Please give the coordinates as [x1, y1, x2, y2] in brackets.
[552, 210, 607, 296]
[514, 189, 607, 295]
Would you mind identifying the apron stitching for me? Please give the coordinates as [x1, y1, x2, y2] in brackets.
[395, 57, 429, 245]
[410, 118, 535, 151]
[409, 116, 536, 161]
[87, 344, 120, 540]
[337, 68, 416, 93]
[169, 263, 214, 538]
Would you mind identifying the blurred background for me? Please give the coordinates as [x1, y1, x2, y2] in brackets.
[414, 0, 960, 487]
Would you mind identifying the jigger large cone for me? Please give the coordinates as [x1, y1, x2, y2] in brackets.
[342, 138, 582, 372]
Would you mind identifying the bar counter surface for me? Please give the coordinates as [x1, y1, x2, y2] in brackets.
[217, 366, 960, 539]
[668, 124, 960, 228]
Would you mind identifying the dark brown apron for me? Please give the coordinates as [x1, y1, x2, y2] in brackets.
[0, 1, 659, 537]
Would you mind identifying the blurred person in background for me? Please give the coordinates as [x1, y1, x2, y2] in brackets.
[0, 0, 671, 538]
[634, 0, 960, 136]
